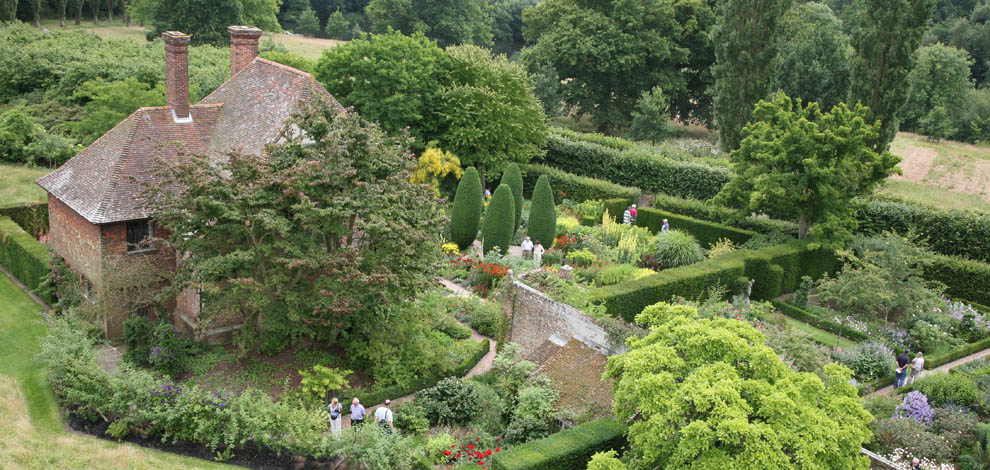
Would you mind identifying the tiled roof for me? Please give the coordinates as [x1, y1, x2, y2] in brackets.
[38, 58, 338, 225]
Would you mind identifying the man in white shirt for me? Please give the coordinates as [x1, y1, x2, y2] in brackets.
[521, 236, 534, 259]
[374, 399, 394, 434]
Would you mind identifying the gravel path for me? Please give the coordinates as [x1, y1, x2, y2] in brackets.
[868, 347, 990, 397]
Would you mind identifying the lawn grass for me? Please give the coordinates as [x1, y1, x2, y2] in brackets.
[0, 273, 233, 469]
[878, 179, 990, 213]
[0, 164, 49, 208]
[776, 313, 858, 350]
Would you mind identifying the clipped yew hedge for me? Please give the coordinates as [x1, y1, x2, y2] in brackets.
[924, 254, 990, 307]
[635, 207, 757, 247]
[650, 192, 799, 236]
[450, 167, 484, 249]
[500, 164, 524, 234]
[520, 164, 641, 204]
[0, 202, 49, 238]
[528, 176, 557, 248]
[0, 216, 52, 303]
[857, 196, 990, 262]
[492, 418, 627, 470]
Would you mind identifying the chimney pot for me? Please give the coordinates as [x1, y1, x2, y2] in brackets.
[163, 31, 191, 122]
[228, 26, 263, 77]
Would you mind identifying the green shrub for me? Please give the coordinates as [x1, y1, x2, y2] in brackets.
[924, 254, 990, 307]
[528, 175, 557, 248]
[650, 192, 798, 235]
[0, 202, 49, 238]
[653, 230, 704, 269]
[873, 417, 954, 463]
[437, 316, 473, 340]
[491, 418, 627, 470]
[568, 249, 596, 267]
[415, 377, 481, 425]
[912, 373, 980, 407]
[501, 164, 524, 234]
[635, 207, 756, 247]
[603, 198, 633, 224]
[520, 164, 641, 204]
[393, 401, 430, 435]
[426, 433, 457, 464]
[122, 317, 197, 377]
[596, 264, 641, 286]
[468, 302, 506, 339]
[0, 216, 51, 303]
[482, 184, 516, 255]
[450, 167, 484, 250]
[857, 195, 990, 262]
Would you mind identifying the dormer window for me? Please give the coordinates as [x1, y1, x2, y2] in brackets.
[126, 220, 157, 253]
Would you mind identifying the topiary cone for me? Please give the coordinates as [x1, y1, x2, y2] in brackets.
[482, 184, 515, 255]
[528, 175, 556, 248]
[449, 167, 483, 250]
[500, 163, 523, 234]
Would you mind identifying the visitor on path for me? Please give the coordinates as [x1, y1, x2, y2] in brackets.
[661, 219, 670, 232]
[911, 457, 921, 469]
[623, 207, 632, 225]
[909, 352, 925, 385]
[895, 350, 911, 389]
[630, 204, 637, 223]
[521, 236, 534, 259]
[484, 188, 492, 199]
[329, 397, 343, 436]
[533, 242, 545, 266]
[350, 397, 366, 426]
[374, 399, 394, 434]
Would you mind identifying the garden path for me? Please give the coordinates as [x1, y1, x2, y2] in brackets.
[339, 279, 498, 428]
[868, 347, 990, 397]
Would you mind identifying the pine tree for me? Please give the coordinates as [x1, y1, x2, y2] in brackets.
[449, 167, 483, 250]
[0, 0, 16, 22]
[294, 6, 322, 36]
[527, 175, 556, 248]
[481, 184, 515, 255]
[499, 163, 523, 234]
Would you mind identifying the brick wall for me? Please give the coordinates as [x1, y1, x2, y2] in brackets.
[47, 194, 103, 287]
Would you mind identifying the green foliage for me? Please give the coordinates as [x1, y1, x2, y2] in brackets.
[527, 175, 556, 248]
[627, 86, 674, 143]
[873, 417, 955, 463]
[70, 77, 166, 145]
[122, 317, 197, 377]
[365, 0, 492, 47]
[652, 230, 704, 269]
[293, 6, 322, 36]
[586, 450, 627, 470]
[504, 380, 560, 444]
[902, 44, 973, 134]
[772, 301, 871, 342]
[482, 184, 516, 255]
[774, 2, 851, 111]
[500, 163, 524, 233]
[918, 106, 958, 142]
[857, 195, 990, 262]
[298, 365, 351, 401]
[491, 418, 627, 470]
[0, 216, 51, 303]
[847, 0, 937, 150]
[925, 255, 990, 307]
[711, 0, 791, 151]
[634, 207, 757, 247]
[436, 45, 547, 179]
[392, 401, 429, 435]
[595, 264, 643, 287]
[324, 9, 350, 39]
[314, 30, 448, 141]
[425, 433, 457, 464]
[414, 376, 481, 425]
[542, 128, 730, 200]
[148, 0, 242, 46]
[606, 303, 873, 469]
[522, 0, 716, 132]
[0, 0, 14, 21]
[567, 248, 596, 268]
[450, 166, 484, 249]
[0, 203, 48, 239]
[793, 275, 813, 308]
[650, 192, 799, 236]
[520, 164, 641, 204]
[912, 372, 981, 407]
[714, 92, 901, 245]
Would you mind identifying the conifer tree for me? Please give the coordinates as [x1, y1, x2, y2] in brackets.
[449, 167, 483, 250]
[481, 184, 515, 255]
[527, 175, 556, 248]
[500, 163, 524, 234]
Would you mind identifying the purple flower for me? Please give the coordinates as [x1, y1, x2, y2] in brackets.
[895, 391, 935, 425]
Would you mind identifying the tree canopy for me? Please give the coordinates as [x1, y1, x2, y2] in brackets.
[595, 302, 873, 470]
[713, 92, 900, 245]
[901, 43, 973, 132]
[774, 2, 852, 111]
[365, 0, 492, 47]
[146, 0, 281, 46]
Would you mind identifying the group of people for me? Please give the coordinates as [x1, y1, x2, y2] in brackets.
[520, 236, 545, 265]
[894, 350, 925, 389]
[327, 397, 394, 436]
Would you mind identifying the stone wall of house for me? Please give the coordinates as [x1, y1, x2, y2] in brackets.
[506, 280, 621, 359]
[47, 194, 103, 287]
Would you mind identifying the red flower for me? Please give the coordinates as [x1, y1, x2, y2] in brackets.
[496, 446, 501, 452]
[496, 437, 502, 441]
[445, 450, 452, 456]
[478, 462, 484, 466]
[485, 449, 493, 456]
[467, 444, 475, 450]
[451, 445, 457, 448]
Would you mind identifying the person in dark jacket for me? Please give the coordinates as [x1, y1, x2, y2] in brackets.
[895, 350, 911, 389]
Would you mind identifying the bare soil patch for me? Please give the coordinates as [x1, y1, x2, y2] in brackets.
[891, 142, 936, 182]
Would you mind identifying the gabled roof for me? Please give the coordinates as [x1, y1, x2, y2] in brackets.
[38, 58, 338, 225]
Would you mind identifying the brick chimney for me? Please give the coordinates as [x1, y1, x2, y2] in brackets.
[163, 31, 191, 122]
[229, 26, 263, 77]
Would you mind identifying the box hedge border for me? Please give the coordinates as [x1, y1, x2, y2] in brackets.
[771, 301, 870, 342]
[634, 207, 757, 247]
[491, 417, 627, 470]
[520, 164, 641, 204]
[0, 215, 52, 303]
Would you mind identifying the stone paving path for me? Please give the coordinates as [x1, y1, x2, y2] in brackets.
[868, 347, 990, 397]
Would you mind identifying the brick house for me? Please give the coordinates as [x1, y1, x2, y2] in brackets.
[37, 26, 338, 339]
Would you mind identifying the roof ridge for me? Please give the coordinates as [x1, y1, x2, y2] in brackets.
[94, 113, 141, 224]
[254, 57, 314, 79]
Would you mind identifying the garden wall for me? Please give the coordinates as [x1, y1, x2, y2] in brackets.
[506, 280, 621, 359]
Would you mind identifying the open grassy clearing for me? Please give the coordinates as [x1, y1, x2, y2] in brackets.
[36, 19, 341, 60]
[0, 273, 233, 469]
[888, 132, 990, 210]
[776, 314, 858, 350]
[0, 164, 49, 208]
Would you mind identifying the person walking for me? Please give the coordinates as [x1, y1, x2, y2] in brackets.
[629, 204, 637, 223]
[521, 236, 534, 259]
[328, 397, 343, 436]
[374, 399, 394, 434]
[350, 397, 366, 426]
[623, 207, 632, 225]
[533, 242, 545, 266]
[908, 352, 925, 385]
[661, 219, 670, 232]
[895, 350, 911, 389]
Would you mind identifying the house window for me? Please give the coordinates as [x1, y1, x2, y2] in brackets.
[135, 305, 154, 320]
[126, 220, 156, 253]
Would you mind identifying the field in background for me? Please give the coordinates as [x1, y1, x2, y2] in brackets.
[885, 132, 990, 212]
[0, 164, 49, 207]
[36, 19, 340, 60]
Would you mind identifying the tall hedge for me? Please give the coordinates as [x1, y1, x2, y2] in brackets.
[482, 184, 515, 255]
[450, 167, 484, 250]
[924, 254, 990, 307]
[492, 418, 627, 470]
[857, 196, 990, 262]
[0, 216, 52, 303]
[635, 207, 757, 247]
[528, 175, 556, 248]
[500, 163, 524, 234]
[0, 202, 49, 238]
[520, 164, 641, 203]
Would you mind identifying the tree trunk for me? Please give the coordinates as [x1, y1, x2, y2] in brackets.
[798, 214, 811, 240]
[33, 0, 40, 27]
[105, 0, 112, 22]
[74, 0, 81, 25]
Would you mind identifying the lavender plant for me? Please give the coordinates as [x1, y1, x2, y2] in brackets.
[894, 391, 935, 425]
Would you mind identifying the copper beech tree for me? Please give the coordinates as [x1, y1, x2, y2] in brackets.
[146, 100, 446, 355]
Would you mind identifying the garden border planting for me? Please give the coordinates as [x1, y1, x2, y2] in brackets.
[0, 215, 51, 303]
[635, 207, 757, 246]
[520, 164, 641, 204]
[491, 417, 627, 470]
[771, 300, 871, 342]
[649, 192, 799, 236]
[860, 336, 990, 395]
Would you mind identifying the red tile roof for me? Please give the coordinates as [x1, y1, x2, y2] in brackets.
[38, 58, 338, 224]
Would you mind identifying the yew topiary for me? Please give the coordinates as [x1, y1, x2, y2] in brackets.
[482, 184, 515, 255]
[500, 163, 524, 234]
[449, 167, 483, 250]
[527, 175, 557, 248]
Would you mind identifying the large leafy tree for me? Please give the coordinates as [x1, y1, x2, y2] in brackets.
[0, 0, 15, 22]
[435, 45, 546, 185]
[594, 302, 873, 470]
[947, 4, 990, 87]
[774, 2, 852, 111]
[712, 0, 792, 152]
[147, 0, 281, 45]
[901, 43, 973, 131]
[365, 0, 492, 47]
[847, 0, 936, 151]
[147, 100, 445, 355]
[713, 92, 900, 245]
[522, 0, 714, 133]
[69, 77, 166, 145]
[314, 30, 448, 145]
